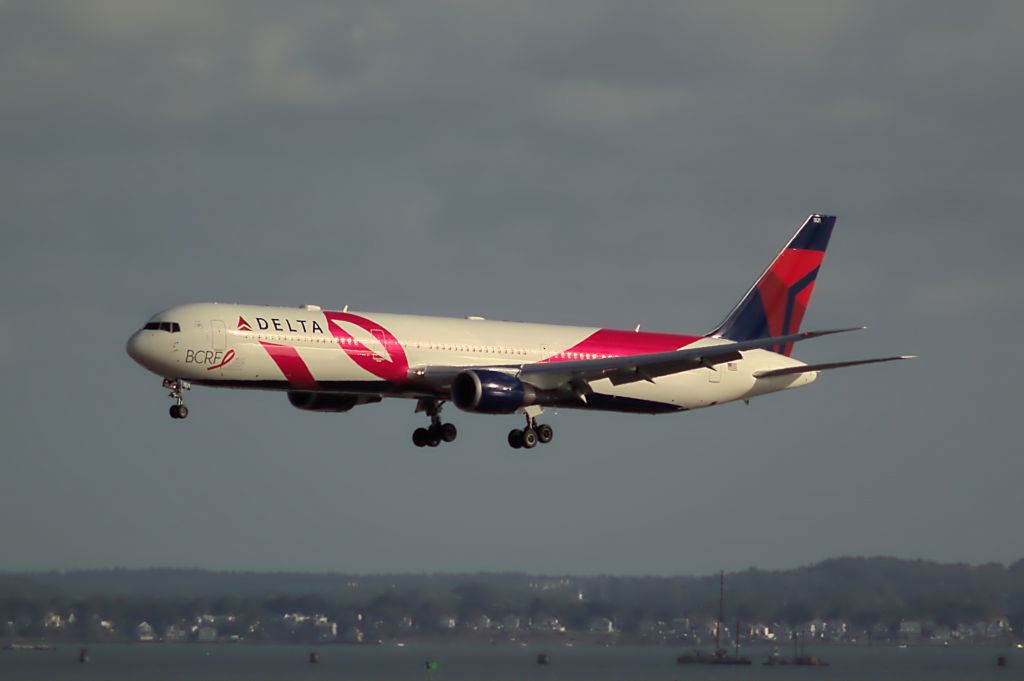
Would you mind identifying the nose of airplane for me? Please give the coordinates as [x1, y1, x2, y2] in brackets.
[126, 330, 147, 365]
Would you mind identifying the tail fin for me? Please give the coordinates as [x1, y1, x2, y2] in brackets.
[710, 214, 836, 356]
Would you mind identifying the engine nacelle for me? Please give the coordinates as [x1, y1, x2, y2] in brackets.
[451, 370, 535, 414]
[287, 391, 380, 413]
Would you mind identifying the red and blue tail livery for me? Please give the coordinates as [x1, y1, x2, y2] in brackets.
[712, 214, 834, 356]
[126, 213, 911, 449]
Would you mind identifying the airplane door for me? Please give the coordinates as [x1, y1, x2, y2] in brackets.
[708, 366, 721, 383]
[212, 320, 226, 350]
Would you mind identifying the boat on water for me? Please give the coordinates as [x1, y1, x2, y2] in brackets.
[763, 652, 830, 667]
[675, 571, 751, 666]
[2, 643, 56, 652]
[763, 635, 829, 666]
[677, 649, 751, 665]
[677, 649, 719, 664]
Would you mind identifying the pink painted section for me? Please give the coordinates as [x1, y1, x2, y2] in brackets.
[259, 341, 318, 390]
[542, 328, 702, 362]
[207, 348, 235, 371]
[323, 311, 409, 384]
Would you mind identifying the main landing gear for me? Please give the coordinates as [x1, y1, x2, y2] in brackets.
[507, 414, 554, 450]
[164, 378, 190, 420]
[412, 399, 457, 448]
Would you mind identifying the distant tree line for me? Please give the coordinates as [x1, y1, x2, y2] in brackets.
[2, 557, 1022, 642]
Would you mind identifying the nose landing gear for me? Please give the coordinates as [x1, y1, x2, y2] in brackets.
[163, 378, 191, 419]
[412, 399, 457, 448]
[508, 414, 553, 449]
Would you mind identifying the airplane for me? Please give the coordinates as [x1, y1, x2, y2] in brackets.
[126, 214, 911, 448]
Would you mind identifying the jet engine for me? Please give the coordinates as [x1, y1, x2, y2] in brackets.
[287, 391, 381, 412]
[451, 370, 536, 413]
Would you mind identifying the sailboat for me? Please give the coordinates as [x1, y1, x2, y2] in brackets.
[763, 631, 829, 666]
[676, 571, 751, 665]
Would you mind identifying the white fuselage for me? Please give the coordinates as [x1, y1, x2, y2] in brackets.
[126, 302, 815, 414]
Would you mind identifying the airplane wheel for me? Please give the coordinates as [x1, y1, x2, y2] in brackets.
[169, 405, 179, 419]
[536, 423, 553, 444]
[412, 428, 429, 447]
[177, 405, 188, 419]
[426, 427, 442, 447]
[508, 429, 524, 449]
[440, 423, 458, 443]
[521, 428, 538, 449]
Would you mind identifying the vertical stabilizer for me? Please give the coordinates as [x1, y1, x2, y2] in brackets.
[710, 214, 836, 356]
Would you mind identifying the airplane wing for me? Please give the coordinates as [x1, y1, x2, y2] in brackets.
[516, 327, 861, 390]
[409, 327, 863, 394]
[752, 355, 915, 379]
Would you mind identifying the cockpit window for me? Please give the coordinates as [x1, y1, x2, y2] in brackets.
[144, 321, 181, 333]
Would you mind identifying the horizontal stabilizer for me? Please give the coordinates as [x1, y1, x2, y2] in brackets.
[753, 355, 915, 379]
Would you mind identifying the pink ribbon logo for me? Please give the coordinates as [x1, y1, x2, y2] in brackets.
[207, 349, 236, 371]
[323, 312, 409, 384]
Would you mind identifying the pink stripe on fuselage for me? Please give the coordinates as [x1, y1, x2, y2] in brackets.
[259, 341, 318, 390]
[322, 311, 409, 384]
[541, 328, 701, 362]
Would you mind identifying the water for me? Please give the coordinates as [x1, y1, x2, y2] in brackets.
[0, 644, 1019, 681]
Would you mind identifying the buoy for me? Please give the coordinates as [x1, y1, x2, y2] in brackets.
[537, 653, 551, 665]
[309, 651, 319, 664]
[425, 659, 439, 671]
[79, 648, 90, 663]
[997, 656, 1008, 667]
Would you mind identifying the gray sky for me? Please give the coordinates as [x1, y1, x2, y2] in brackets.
[1, 0, 1021, 575]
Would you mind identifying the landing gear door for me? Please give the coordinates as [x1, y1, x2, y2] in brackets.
[212, 320, 226, 350]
